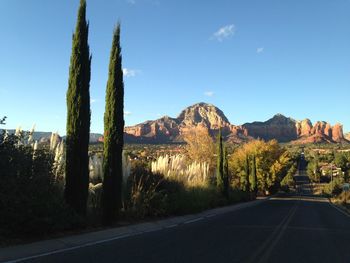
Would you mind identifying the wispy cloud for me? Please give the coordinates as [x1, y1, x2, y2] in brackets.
[212, 24, 235, 41]
[126, 0, 160, 5]
[91, 98, 97, 104]
[124, 111, 132, 116]
[204, 91, 214, 97]
[123, 68, 140, 77]
[256, 47, 264, 54]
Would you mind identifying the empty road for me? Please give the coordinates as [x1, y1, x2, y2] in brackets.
[13, 194, 350, 263]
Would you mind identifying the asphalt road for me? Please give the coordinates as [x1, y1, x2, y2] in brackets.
[20, 194, 350, 263]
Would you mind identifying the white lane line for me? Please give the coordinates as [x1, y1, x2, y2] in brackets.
[2, 218, 202, 263]
[184, 217, 204, 224]
[3, 218, 202, 263]
[2, 232, 142, 263]
[142, 228, 160, 233]
[329, 202, 350, 218]
[205, 214, 217, 218]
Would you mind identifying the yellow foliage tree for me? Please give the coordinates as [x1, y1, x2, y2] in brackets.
[183, 126, 216, 169]
[230, 139, 292, 194]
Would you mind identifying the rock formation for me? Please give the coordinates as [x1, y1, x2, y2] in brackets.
[243, 114, 298, 142]
[345, 132, 350, 141]
[123, 102, 348, 144]
[243, 115, 347, 144]
[124, 102, 248, 143]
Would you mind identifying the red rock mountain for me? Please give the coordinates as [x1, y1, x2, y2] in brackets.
[125, 103, 248, 143]
[124, 103, 348, 144]
[243, 114, 347, 144]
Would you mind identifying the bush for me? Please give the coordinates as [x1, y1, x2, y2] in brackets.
[322, 177, 344, 196]
[124, 161, 251, 218]
[166, 186, 224, 215]
[124, 161, 172, 218]
[280, 165, 296, 192]
[0, 133, 79, 238]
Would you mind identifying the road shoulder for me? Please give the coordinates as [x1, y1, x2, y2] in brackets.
[0, 197, 269, 263]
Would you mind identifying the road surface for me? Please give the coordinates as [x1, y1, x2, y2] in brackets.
[16, 194, 350, 263]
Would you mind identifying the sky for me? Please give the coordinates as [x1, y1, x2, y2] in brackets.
[0, 0, 349, 134]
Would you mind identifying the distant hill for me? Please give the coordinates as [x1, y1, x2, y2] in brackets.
[2, 130, 52, 142]
[2, 130, 103, 143]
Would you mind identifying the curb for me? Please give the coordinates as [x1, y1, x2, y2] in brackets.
[0, 197, 270, 263]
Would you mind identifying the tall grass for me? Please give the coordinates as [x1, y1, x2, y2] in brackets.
[151, 154, 210, 187]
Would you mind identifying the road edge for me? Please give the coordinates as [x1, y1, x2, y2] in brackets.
[328, 198, 350, 218]
[0, 197, 270, 263]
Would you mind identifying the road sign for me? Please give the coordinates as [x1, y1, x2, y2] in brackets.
[342, 183, 350, 192]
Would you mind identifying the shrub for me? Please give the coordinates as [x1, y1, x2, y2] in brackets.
[123, 161, 250, 217]
[124, 161, 170, 218]
[0, 132, 79, 238]
[322, 177, 344, 196]
[280, 165, 296, 192]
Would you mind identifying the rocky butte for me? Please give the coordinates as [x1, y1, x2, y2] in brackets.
[123, 102, 348, 144]
[124, 103, 248, 144]
[346, 133, 350, 141]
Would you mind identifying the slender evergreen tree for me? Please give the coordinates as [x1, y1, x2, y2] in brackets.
[216, 129, 225, 194]
[65, 0, 91, 215]
[244, 154, 250, 192]
[222, 145, 229, 198]
[250, 155, 258, 194]
[101, 24, 124, 224]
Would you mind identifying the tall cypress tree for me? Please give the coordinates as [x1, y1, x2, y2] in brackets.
[65, 0, 91, 215]
[102, 24, 124, 224]
[222, 145, 229, 198]
[244, 155, 250, 192]
[216, 129, 224, 191]
[250, 155, 258, 195]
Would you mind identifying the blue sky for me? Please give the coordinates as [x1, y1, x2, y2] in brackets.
[1, 0, 349, 134]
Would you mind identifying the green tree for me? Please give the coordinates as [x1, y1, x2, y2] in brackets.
[65, 0, 91, 215]
[334, 153, 348, 172]
[101, 24, 125, 224]
[307, 153, 321, 183]
[244, 155, 250, 192]
[222, 145, 229, 198]
[250, 155, 258, 194]
[216, 129, 224, 191]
